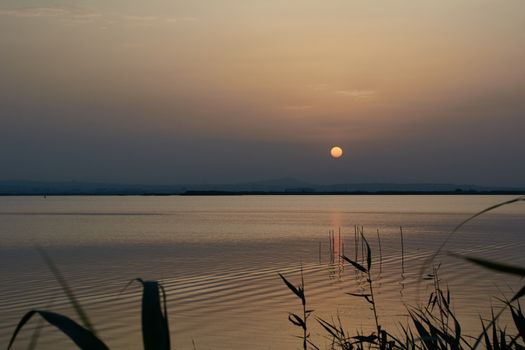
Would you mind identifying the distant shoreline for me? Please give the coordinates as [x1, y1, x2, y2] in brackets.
[2, 178, 524, 196]
[1, 190, 524, 196]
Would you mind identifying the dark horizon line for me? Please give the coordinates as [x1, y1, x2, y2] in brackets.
[2, 190, 525, 196]
[2, 178, 525, 196]
[1, 178, 524, 188]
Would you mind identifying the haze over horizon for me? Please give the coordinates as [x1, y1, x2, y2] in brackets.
[1, 1, 524, 186]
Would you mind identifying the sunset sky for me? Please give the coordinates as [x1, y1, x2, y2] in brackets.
[1, 1, 524, 186]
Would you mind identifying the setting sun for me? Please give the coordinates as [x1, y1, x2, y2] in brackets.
[330, 146, 343, 158]
[0, 1, 523, 349]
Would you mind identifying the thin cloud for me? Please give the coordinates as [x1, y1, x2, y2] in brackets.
[119, 42, 144, 49]
[281, 105, 313, 111]
[122, 15, 158, 21]
[307, 83, 330, 91]
[335, 90, 376, 98]
[0, 6, 196, 26]
[61, 13, 103, 25]
[307, 83, 376, 99]
[165, 16, 198, 23]
[0, 7, 71, 18]
[0, 6, 103, 25]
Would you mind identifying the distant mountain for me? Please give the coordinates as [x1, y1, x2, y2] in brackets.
[0, 179, 523, 195]
[315, 183, 507, 192]
[233, 177, 313, 190]
[0, 180, 162, 195]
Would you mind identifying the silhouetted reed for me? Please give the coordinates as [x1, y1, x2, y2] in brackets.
[280, 242, 525, 350]
[279, 196, 525, 349]
[7, 250, 170, 350]
[279, 267, 315, 350]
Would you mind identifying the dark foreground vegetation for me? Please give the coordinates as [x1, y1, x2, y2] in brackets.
[6, 197, 525, 350]
[279, 235, 525, 350]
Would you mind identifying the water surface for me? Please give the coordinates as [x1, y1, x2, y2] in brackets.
[0, 195, 524, 349]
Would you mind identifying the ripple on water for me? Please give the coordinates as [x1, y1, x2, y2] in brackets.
[1, 195, 524, 349]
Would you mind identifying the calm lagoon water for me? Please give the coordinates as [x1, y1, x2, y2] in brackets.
[0, 195, 524, 349]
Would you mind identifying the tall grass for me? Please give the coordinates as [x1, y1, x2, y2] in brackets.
[279, 267, 317, 350]
[278, 196, 525, 350]
[280, 241, 525, 349]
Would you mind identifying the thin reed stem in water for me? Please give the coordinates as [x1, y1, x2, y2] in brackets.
[400, 226, 405, 274]
[376, 228, 383, 273]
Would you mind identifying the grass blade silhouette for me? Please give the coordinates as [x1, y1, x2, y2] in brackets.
[135, 279, 171, 350]
[419, 196, 525, 283]
[449, 253, 525, 277]
[278, 270, 309, 350]
[510, 305, 525, 343]
[36, 246, 96, 334]
[26, 315, 44, 350]
[341, 256, 367, 273]
[7, 310, 108, 350]
[362, 233, 372, 271]
[27, 295, 55, 350]
[278, 273, 304, 301]
[449, 252, 525, 301]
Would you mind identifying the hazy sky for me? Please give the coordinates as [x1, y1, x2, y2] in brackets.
[1, 0, 524, 186]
